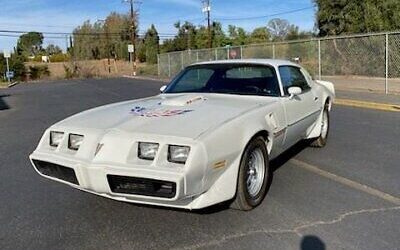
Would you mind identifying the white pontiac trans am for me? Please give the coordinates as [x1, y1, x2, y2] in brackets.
[30, 59, 335, 211]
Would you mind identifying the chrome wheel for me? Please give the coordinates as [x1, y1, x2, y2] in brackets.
[321, 110, 329, 139]
[246, 147, 265, 198]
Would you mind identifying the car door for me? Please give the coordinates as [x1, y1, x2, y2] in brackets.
[279, 66, 321, 148]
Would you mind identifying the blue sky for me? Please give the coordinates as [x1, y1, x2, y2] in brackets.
[0, 0, 315, 52]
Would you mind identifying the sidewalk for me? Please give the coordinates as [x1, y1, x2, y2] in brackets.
[336, 90, 400, 105]
[335, 90, 400, 112]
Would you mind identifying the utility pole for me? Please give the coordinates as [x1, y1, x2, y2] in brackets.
[202, 0, 212, 48]
[124, 0, 142, 76]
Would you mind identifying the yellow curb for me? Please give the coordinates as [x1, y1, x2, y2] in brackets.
[335, 99, 400, 112]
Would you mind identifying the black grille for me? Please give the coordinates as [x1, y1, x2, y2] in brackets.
[107, 175, 176, 199]
[32, 160, 79, 185]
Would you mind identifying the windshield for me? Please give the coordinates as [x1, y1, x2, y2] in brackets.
[164, 64, 281, 97]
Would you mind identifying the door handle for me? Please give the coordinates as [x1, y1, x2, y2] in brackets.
[314, 97, 319, 101]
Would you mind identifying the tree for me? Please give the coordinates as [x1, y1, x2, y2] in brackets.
[227, 25, 248, 46]
[72, 12, 136, 60]
[16, 32, 44, 59]
[1, 52, 26, 80]
[286, 25, 313, 40]
[267, 18, 291, 41]
[144, 24, 160, 64]
[212, 22, 229, 47]
[314, 0, 400, 36]
[46, 44, 63, 55]
[249, 27, 270, 43]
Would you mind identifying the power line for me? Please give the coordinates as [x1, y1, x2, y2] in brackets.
[214, 6, 314, 21]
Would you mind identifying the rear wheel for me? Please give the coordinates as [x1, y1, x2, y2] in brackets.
[231, 137, 271, 211]
[310, 106, 329, 148]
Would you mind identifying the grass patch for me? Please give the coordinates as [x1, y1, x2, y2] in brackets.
[0, 82, 9, 88]
[138, 63, 158, 77]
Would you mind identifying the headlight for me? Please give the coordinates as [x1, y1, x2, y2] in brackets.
[50, 131, 64, 147]
[168, 145, 190, 164]
[68, 134, 84, 151]
[138, 142, 159, 160]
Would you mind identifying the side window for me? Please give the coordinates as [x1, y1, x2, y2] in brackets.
[279, 66, 311, 95]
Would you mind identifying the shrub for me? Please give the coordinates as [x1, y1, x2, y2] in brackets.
[63, 63, 79, 79]
[29, 65, 50, 80]
[138, 64, 158, 76]
[63, 62, 98, 79]
[50, 53, 69, 62]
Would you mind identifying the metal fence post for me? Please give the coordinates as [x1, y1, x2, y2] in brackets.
[168, 53, 171, 78]
[272, 44, 275, 59]
[318, 39, 322, 80]
[385, 33, 389, 94]
[181, 51, 184, 70]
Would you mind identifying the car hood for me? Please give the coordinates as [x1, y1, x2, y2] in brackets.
[55, 93, 277, 139]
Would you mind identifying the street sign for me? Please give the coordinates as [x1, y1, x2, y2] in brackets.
[6, 71, 14, 79]
[3, 50, 10, 58]
[128, 44, 134, 53]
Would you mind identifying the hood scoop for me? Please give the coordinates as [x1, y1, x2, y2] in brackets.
[161, 95, 207, 107]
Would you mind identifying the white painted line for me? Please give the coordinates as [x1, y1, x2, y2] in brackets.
[291, 159, 400, 205]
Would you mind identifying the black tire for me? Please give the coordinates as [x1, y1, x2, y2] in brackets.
[310, 106, 330, 148]
[230, 136, 272, 211]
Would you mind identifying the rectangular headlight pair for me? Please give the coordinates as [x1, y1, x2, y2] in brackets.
[50, 131, 84, 151]
[138, 142, 190, 164]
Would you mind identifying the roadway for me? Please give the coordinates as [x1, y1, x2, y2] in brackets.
[0, 78, 399, 249]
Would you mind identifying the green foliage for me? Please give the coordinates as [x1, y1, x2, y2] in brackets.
[137, 40, 146, 62]
[72, 12, 136, 61]
[63, 62, 97, 79]
[64, 63, 80, 79]
[159, 18, 309, 53]
[1, 53, 27, 81]
[144, 24, 160, 64]
[29, 65, 50, 80]
[314, 0, 400, 36]
[228, 25, 248, 45]
[50, 53, 70, 62]
[46, 44, 62, 55]
[138, 64, 158, 76]
[16, 32, 44, 59]
[249, 27, 270, 44]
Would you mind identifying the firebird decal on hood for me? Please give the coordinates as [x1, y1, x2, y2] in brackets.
[131, 106, 193, 117]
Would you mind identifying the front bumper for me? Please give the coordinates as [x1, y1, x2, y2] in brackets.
[29, 151, 202, 209]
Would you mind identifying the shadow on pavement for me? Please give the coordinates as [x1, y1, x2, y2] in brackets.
[301, 235, 326, 250]
[270, 140, 309, 172]
[0, 94, 10, 111]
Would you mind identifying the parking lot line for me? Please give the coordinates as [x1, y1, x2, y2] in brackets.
[290, 159, 400, 205]
[335, 99, 400, 112]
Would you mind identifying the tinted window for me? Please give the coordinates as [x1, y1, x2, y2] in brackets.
[165, 64, 280, 97]
[279, 66, 310, 95]
[169, 68, 213, 92]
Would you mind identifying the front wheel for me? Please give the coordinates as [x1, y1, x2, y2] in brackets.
[231, 137, 272, 211]
[310, 107, 330, 148]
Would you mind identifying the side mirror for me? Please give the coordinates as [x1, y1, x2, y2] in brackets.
[160, 85, 167, 93]
[288, 87, 302, 99]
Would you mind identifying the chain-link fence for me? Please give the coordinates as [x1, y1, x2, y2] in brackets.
[158, 31, 400, 94]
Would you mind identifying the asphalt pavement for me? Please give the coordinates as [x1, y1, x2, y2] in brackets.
[0, 78, 399, 250]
